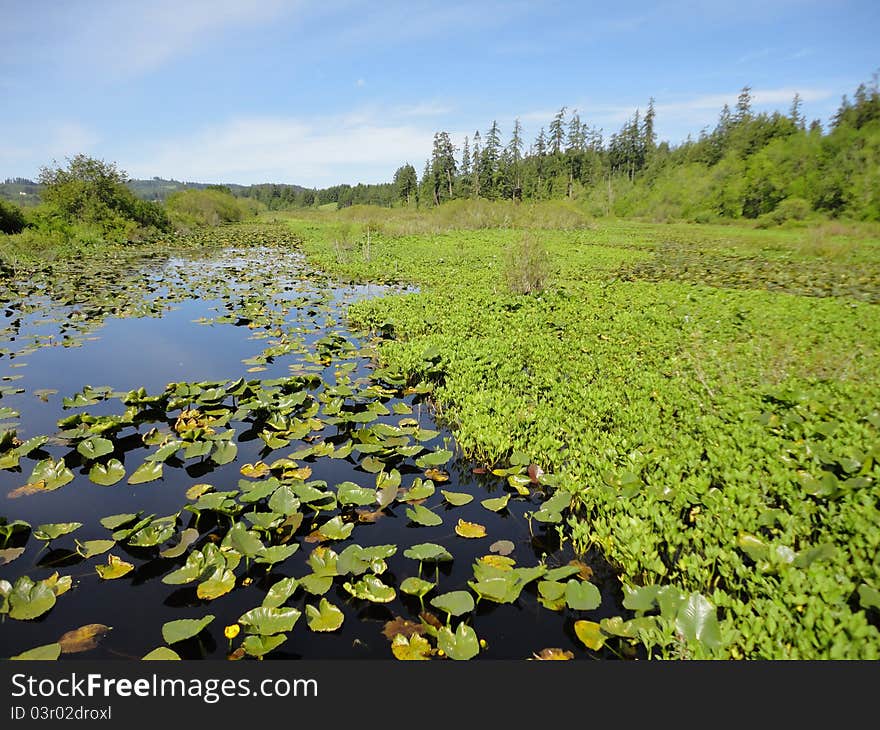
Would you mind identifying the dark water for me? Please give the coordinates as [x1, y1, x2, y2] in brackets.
[0, 246, 627, 660]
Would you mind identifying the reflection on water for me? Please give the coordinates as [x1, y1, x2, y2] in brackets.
[0, 244, 626, 660]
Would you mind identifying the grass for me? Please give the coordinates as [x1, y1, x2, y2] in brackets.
[283, 208, 880, 658]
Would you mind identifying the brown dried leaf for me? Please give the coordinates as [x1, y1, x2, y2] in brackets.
[8, 479, 49, 499]
[419, 611, 443, 630]
[382, 616, 425, 642]
[356, 508, 385, 523]
[532, 647, 574, 660]
[527, 464, 545, 484]
[58, 624, 113, 654]
[568, 559, 593, 581]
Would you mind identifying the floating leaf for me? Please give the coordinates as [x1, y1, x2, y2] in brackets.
[17, 458, 74, 494]
[240, 461, 270, 478]
[58, 624, 112, 653]
[0, 546, 25, 565]
[565, 580, 602, 611]
[383, 616, 426, 641]
[88, 459, 125, 486]
[6, 576, 57, 620]
[299, 574, 334, 595]
[197, 568, 236, 600]
[127, 460, 163, 485]
[343, 575, 396, 603]
[99, 513, 139, 531]
[403, 543, 453, 563]
[423, 468, 449, 482]
[416, 449, 453, 468]
[95, 554, 134, 580]
[186, 483, 213, 500]
[455, 519, 486, 539]
[533, 648, 573, 660]
[75, 539, 116, 559]
[142, 647, 181, 660]
[574, 620, 605, 651]
[225, 521, 264, 558]
[317, 515, 355, 541]
[400, 478, 435, 502]
[337, 481, 377, 506]
[263, 577, 299, 608]
[489, 540, 515, 556]
[256, 544, 300, 566]
[437, 622, 479, 660]
[391, 633, 433, 660]
[211, 440, 238, 465]
[238, 606, 302, 635]
[162, 614, 215, 644]
[306, 598, 345, 632]
[160, 528, 199, 559]
[11, 643, 61, 660]
[430, 590, 475, 617]
[400, 577, 435, 598]
[480, 494, 510, 512]
[242, 633, 287, 657]
[77, 436, 114, 460]
[406, 504, 443, 526]
[441, 490, 473, 506]
[34, 522, 82, 541]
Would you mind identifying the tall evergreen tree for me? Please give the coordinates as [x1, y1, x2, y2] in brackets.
[549, 107, 567, 154]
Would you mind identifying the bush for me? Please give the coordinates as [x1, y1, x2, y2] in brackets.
[38, 154, 170, 241]
[0, 199, 27, 234]
[503, 232, 552, 295]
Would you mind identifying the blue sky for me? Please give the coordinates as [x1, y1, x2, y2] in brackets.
[1, 0, 877, 187]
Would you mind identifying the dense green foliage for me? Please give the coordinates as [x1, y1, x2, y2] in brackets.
[289, 213, 880, 658]
[164, 187, 260, 229]
[0, 200, 26, 235]
[37, 155, 170, 240]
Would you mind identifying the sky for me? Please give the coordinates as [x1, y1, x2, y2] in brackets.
[1, 0, 878, 187]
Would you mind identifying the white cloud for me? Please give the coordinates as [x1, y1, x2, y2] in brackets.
[127, 115, 436, 186]
[356, 78, 366, 87]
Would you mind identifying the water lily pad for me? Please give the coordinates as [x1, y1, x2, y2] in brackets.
[337, 481, 377, 506]
[58, 623, 112, 653]
[5, 576, 58, 620]
[306, 598, 345, 632]
[400, 577, 435, 598]
[406, 504, 443, 526]
[480, 494, 510, 512]
[89, 459, 126, 486]
[27, 458, 75, 491]
[75, 539, 116, 559]
[437, 622, 479, 660]
[242, 633, 287, 657]
[159, 528, 199, 559]
[256, 544, 299, 566]
[142, 647, 181, 660]
[391, 633, 433, 660]
[77, 436, 114, 460]
[400, 478, 435, 502]
[34, 522, 82, 541]
[100, 513, 140, 530]
[11, 643, 62, 660]
[455, 519, 486, 538]
[197, 568, 236, 600]
[313, 515, 352, 541]
[240, 461, 270, 478]
[299, 574, 334, 595]
[574, 620, 605, 650]
[565, 580, 602, 611]
[210, 440, 238, 465]
[343, 575, 396, 603]
[423, 468, 449, 482]
[162, 614, 215, 644]
[267, 485, 300, 515]
[441, 490, 473, 506]
[127, 460, 163, 485]
[415, 449, 453, 468]
[430, 590, 474, 617]
[238, 606, 302, 635]
[263, 577, 299, 608]
[95, 554, 134, 580]
[403, 543, 453, 563]
[225, 521, 264, 558]
[489, 540, 515, 556]
[675, 593, 722, 649]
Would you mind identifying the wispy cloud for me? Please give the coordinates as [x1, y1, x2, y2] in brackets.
[0, 121, 99, 174]
[127, 114, 435, 186]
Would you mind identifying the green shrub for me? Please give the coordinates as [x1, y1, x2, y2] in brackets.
[0, 199, 27, 234]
